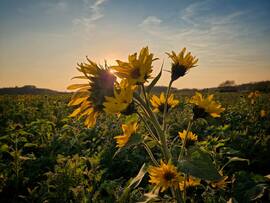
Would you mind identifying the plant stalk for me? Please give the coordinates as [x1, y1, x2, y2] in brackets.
[134, 93, 171, 162]
[136, 111, 159, 143]
[162, 80, 173, 132]
[178, 121, 193, 162]
[143, 143, 159, 166]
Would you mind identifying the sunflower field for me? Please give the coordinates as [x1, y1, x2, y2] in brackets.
[0, 47, 270, 203]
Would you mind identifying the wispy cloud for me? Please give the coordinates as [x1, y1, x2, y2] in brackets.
[45, 1, 69, 15]
[140, 16, 162, 27]
[139, 16, 168, 39]
[138, 0, 254, 67]
[73, 0, 108, 32]
[175, 2, 254, 66]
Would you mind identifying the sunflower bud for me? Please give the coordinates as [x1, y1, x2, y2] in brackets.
[167, 48, 198, 82]
[171, 64, 187, 81]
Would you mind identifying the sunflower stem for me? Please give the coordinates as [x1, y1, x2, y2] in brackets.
[134, 100, 151, 118]
[171, 187, 183, 203]
[135, 100, 161, 142]
[178, 121, 193, 162]
[143, 143, 159, 166]
[136, 111, 159, 143]
[162, 80, 173, 132]
[183, 174, 187, 203]
[142, 84, 151, 109]
[176, 189, 183, 203]
[134, 93, 171, 162]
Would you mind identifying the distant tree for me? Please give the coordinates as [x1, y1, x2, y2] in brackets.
[22, 85, 36, 89]
[219, 80, 236, 87]
[218, 80, 237, 92]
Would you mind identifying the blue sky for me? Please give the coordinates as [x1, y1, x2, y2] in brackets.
[1, 0, 270, 90]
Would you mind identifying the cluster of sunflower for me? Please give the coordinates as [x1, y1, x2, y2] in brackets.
[248, 90, 261, 105]
[68, 47, 226, 201]
[247, 91, 268, 118]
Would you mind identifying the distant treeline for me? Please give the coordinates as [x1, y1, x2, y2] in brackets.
[206, 80, 270, 93]
[230, 80, 270, 92]
[0, 85, 67, 95]
[0, 81, 270, 95]
[154, 80, 270, 95]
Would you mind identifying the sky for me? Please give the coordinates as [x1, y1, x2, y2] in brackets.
[0, 0, 270, 91]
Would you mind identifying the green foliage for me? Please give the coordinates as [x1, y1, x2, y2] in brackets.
[178, 146, 221, 181]
[0, 93, 270, 202]
[146, 62, 163, 94]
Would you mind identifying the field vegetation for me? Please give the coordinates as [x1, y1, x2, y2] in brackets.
[0, 91, 269, 202]
[0, 47, 270, 203]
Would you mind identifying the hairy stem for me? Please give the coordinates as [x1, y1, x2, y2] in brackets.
[143, 143, 159, 166]
[142, 84, 151, 109]
[178, 121, 193, 162]
[137, 111, 159, 143]
[134, 93, 171, 162]
[162, 80, 173, 132]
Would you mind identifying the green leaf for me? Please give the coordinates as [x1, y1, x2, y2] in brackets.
[146, 61, 163, 93]
[18, 136, 28, 143]
[0, 144, 9, 152]
[221, 157, 250, 171]
[24, 143, 38, 148]
[178, 146, 221, 181]
[138, 187, 159, 203]
[0, 135, 9, 141]
[220, 147, 240, 155]
[248, 184, 268, 201]
[124, 113, 139, 124]
[19, 155, 32, 161]
[146, 140, 159, 148]
[128, 163, 148, 188]
[228, 157, 250, 164]
[128, 133, 142, 146]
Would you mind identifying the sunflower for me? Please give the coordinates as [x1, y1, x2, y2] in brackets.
[114, 122, 138, 148]
[148, 161, 182, 192]
[260, 110, 267, 118]
[248, 91, 260, 104]
[67, 58, 116, 128]
[178, 130, 198, 146]
[210, 176, 229, 190]
[179, 176, 201, 191]
[112, 47, 157, 85]
[189, 92, 225, 119]
[150, 92, 179, 113]
[103, 79, 136, 114]
[166, 48, 198, 81]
